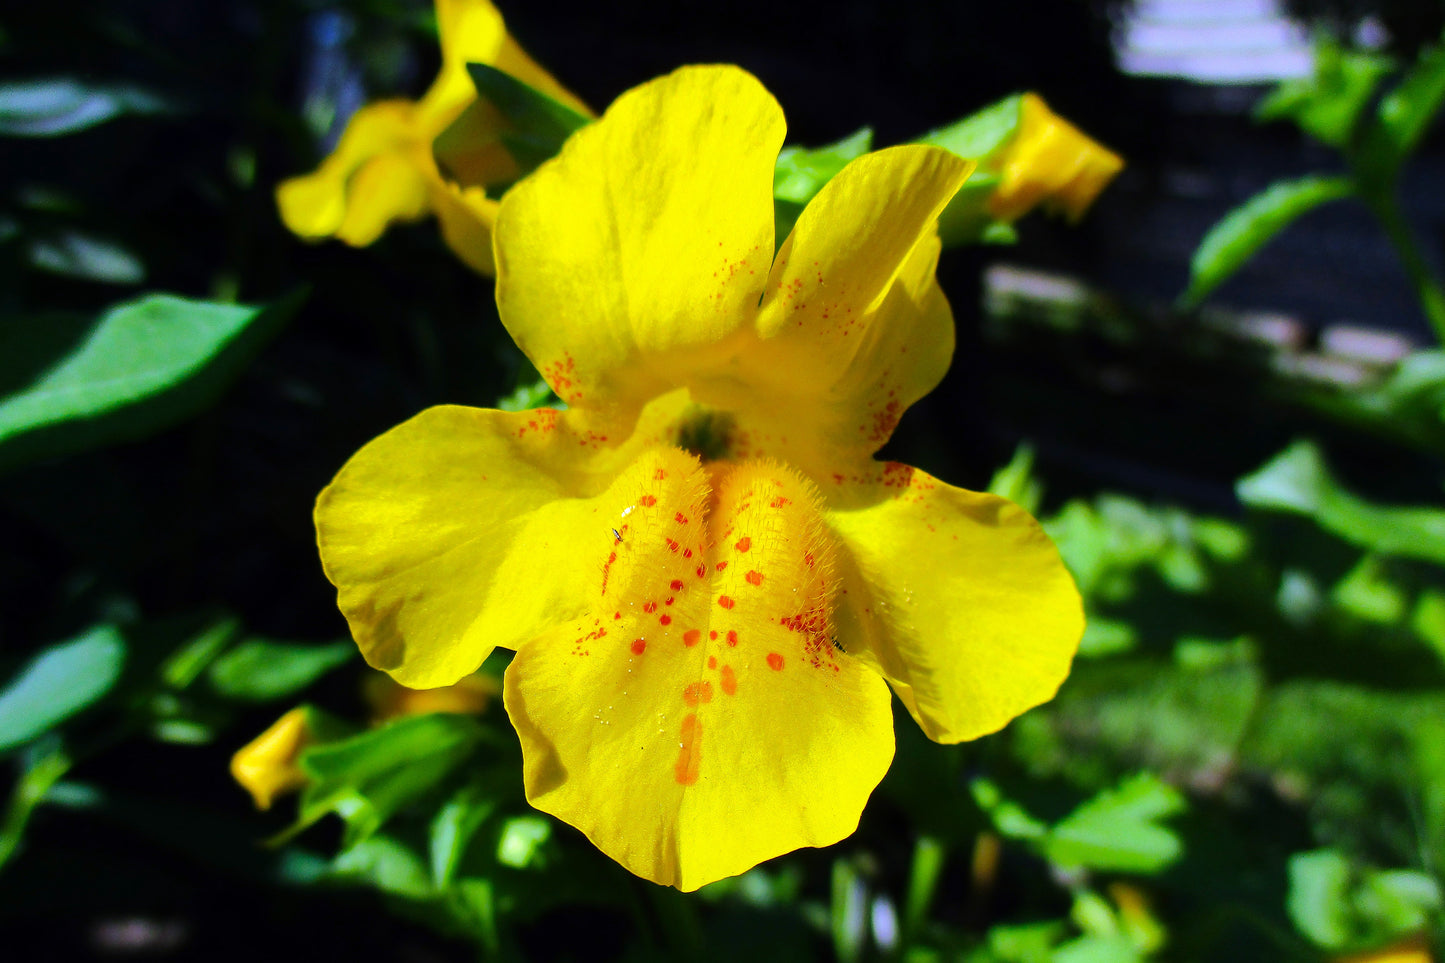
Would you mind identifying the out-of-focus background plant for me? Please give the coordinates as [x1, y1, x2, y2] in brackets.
[2, 0, 1444, 960]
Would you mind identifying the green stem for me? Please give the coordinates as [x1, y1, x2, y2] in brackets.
[901, 835, 947, 952]
[0, 747, 72, 873]
[1364, 188, 1445, 345]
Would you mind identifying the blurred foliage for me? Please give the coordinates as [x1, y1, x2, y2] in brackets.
[1, 1, 1444, 961]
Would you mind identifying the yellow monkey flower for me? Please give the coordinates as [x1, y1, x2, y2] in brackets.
[986, 92, 1123, 224]
[315, 65, 1082, 890]
[275, 0, 588, 274]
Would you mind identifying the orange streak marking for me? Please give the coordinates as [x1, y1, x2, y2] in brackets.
[674, 714, 701, 786]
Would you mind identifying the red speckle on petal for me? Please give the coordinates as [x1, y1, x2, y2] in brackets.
[767, 653, 784, 670]
[675, 512, 688, 524]
[654, 469, 668, 481]
[695, 564, 707, 578]
[735, 537, 751, 552]
[660, 615, 672, 626]
[643, 601, 658, 614]
[683, 681, 713, 706]
[674, 714, 701, 786]
[746, 570, 763, 586]
[720, 665, 737, 696]
[639, 495, 657, 507]
[665, 596, 674, 606]
[670, 579, 684, 591]
[631, 639, 647, 655]
[709, 630, 718, 640]
[613, 611, 622, 620]
[718, 596, 735, 610]
[683, 548, 694, 559]
[726, 630, 738, 647]
[715, 561, 728, 572]
[708, 656, 717, 668]
[683, 629, 701, 647]
[769, 497, 791, 509]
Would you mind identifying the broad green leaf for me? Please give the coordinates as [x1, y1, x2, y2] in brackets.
[969, 778, 1049, 841]
[1237, 439, 1445, 565]
[0, 625, 126, 752]
[987, 921, 1067, 963]
[0, 78, 169, 137]
[1181, 176, 1354, 308]
[1331, 556, 1408, 624]
[0, 291, 301, 471]
[1043, 773, 1186, 874]
[987, 442, 1043, 516]
[160, 618, 239, 690]
[207, 639, 353, 701]
[1255, 38, 1394, 148]
[295, 714, 485, 847]
[495, 814, 551, 869]
[1287, 849, 1354, 949]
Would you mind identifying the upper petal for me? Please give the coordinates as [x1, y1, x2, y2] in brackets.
[494, 65, 785, 415]
[315, 404, 646, 688]
[825, 464, 1083, 743]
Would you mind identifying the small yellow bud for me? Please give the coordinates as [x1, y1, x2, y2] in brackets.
[230, 706, 315, 811]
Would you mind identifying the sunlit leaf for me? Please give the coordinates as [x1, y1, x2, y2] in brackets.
[1255, 37, 1394, 148]
[0, 625, 125, 752]
[1044, 773, 1186, 874]
[1181, 176, 1354, 308]
[1361, 34, 1445, 177]
[1287, 849, 1354, 949]
[1237, 439, 1445, 565]
[0, 78, 168, 137]
[207, 639, 353, 701]
[0, 291, 302, 471]
[329, 834, 433, 900]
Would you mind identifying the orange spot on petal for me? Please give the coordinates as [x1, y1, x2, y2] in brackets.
[683, 629, 701, 647]
[683, 681, 713, 706]
[718, 596, 735, 610]
[720, 665, 737, 696]
[735, 536, 751, 552]
[767, 652, 784, 670]
[726, 630, 738, 647]
[631, 639, 647, 655]
[745, 570, 763, 586]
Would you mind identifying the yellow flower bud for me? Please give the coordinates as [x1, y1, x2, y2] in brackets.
[987, 93, 1123, 224]
[229, 706, 315, 811]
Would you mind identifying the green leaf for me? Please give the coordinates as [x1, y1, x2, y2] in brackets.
[429, 783, 497, 888]
[495, 814, 551, 869]
[1043, 773, 1186, 874]
[329, 835, 434, 900]
[442, 62, 590, 177]
[160, 617, 239, 690]
[1287, 849, 1355, 949]
[917, 94, 1023, 161]
[1364, 35, 1445, 175]
[206, 639, 353, 701]
[1237, 439, 1445, 565]
[294, 714, 486, 847]
[1255, 37, 1394, 148]
[987, 442, 1043, 516]
[0, 291, 302, 471]
[0, 78, 169, 137]
[28, 231, 145, 284]
[1181, 176, 1354, 308]
[0, 625, 126, 752]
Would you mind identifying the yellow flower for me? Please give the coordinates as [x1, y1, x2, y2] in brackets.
[315, 65, 1082, 890]
[275, 0, 588, 274]
[230, 706, 316, 810]
[363, 671, 498, 722]
[986, 93, 1123, 224]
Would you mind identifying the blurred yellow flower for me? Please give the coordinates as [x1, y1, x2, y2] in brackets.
[275, 0, 588, 274]
[315, 65, 1082, 890]
[230, 706, 315, 810]
[363, 671, 498, 722]
[986, 93, 1123, 224]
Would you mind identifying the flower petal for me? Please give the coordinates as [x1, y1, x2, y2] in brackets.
[987, 93, 1123, 224]
[825, 464, 1083, 743]
[430, 180, 499, 275]
[506, 451, 894, 890]
[276, 101, 423, 242]
[738, 146, 967, 475]
[495, 65, 784, 411]
[315, 405, 643, 688]
[230, 706, 315, 810]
